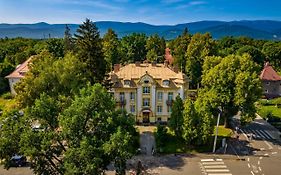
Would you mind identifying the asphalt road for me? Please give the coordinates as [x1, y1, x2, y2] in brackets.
[235, 117, 281, 175]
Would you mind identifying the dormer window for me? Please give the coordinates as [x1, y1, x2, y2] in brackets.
[162, 80, 170, 86]
[144, 80, 149, 84]
[124, 80, 131, 86]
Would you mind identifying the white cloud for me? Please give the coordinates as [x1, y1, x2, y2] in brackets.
[175, 1, 207, 9]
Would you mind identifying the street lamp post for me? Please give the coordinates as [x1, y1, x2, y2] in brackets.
[213, 108, 222, 153]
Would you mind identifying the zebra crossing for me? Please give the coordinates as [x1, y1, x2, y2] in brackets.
[240, 128, 275, 140]
[200, 158, 232, 175]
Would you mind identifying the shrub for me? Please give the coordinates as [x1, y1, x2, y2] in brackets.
[155, 125, 168, 152]
[1, 92, 12, 100]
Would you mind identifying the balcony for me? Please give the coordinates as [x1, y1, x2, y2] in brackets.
[166, 99, 173, 106]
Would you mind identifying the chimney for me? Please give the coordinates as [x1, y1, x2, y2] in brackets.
[164, 60, 169, 67]
[114, 64, 120, 72]
[173, 65, 179, 73]
[135, 61, 141, 67]
[152, 61, 156, 67]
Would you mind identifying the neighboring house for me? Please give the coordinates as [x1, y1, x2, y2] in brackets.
[5, 57, 32, 95]
[109, 61, 189, 124]
[260, 62, 281, 98]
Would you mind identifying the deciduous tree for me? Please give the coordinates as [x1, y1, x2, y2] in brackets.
[169, 95, 184, 137]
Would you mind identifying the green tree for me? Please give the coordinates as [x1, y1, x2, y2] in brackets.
[75, 18, 106, 84]
[0, 110, 26, 169]
[185, 33, 216, 88]
[237, 45, 265, 65]
[102, 29, 120, 71]
[15, 51, 87, 107]
[201, 54, 262, 127]
[182, 97, 214, 146]
[119, 33, 147, 63]
[155, 125, 167, 152]
[46, 38, 64, 58]
[145, 34, 166, 62]
[262, 41, 281, 69]
[169, 95, 184, 137]
[64, 24, 74, 54]
[169, 28, 191, 71]
[60, 84, 136, 175]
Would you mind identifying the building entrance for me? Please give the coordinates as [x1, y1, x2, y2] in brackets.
[143, 112, 150, 123]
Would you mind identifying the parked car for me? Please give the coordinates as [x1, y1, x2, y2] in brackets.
[9, 154, 27, 167]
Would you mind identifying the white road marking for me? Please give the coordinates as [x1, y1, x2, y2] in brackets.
[204, 165, 227, 169]
[248, 163, 251, 168]
[201, 159, 214, 162]
[272, 152, 277, 155]
[251, 171, 255, 175]
[202, 162, 224, 165]
[264, 141, 273, 149]
[247, 157, 250, 162]
[201, 159, 232, 175]
[258, 161, 260, 165]
[259, 167, 262, 171]
[205, 169, 230, 173]
[259, 157, 263, 160]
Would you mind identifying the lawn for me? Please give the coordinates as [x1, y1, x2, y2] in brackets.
[157, 125, 232, 154]
[257, 105, 281, 119]
[0, 97, 17, 112]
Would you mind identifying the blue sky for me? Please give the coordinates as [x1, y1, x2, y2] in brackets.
[0, 0, 280, 25]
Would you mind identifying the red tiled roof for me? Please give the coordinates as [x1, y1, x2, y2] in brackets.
[165, 48, 174, 65]
[260, 62, 281, 81]
[5, 57, 32, 79]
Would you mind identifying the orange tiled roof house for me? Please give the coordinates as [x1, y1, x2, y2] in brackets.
[260, 62, 281, 99]
[109, 61, 189, 124]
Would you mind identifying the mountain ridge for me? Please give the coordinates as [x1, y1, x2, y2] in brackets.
[1, 20, 281, 40]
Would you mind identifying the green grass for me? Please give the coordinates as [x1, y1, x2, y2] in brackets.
[257, 105, 281, 119]
[214, 126, 233, 137]
[157, 125, 232, 154]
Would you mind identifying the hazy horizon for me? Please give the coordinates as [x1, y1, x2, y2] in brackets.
[0, 0, 281, 25]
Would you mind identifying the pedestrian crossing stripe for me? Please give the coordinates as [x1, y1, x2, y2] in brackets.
[202, 162, 225, 165]
[200, 159, 232, 175]
[240, 129, 275, 140]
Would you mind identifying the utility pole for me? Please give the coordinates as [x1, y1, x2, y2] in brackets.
[213, 107, 222, 153]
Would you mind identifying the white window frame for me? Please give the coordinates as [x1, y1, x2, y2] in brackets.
[143, 87, 150, 94]
[143, 98, 150, 107]
[157, 92, 163, 101]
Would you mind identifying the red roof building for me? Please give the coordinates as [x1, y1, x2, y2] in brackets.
[260, 62, 281, 98]
[5, 56, 33, 95]
[260, 62, 281, 81]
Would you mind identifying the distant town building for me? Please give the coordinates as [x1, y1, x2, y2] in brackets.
[5, 57, 32, 95]
[109, 61, 189, 124]
[260, 62, 281, 98]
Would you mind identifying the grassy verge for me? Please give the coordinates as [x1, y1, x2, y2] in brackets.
[257, 105, 281, 119]
[0, 97, 17, 112]
[156, 125, 232, 154]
